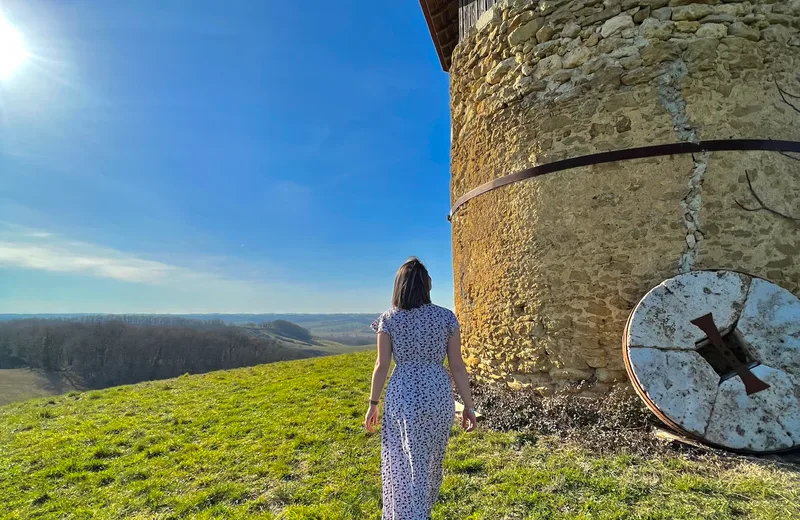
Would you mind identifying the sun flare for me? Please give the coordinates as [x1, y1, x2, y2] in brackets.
[0, 15, 28, 80]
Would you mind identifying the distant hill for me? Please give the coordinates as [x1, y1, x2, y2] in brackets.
[260, 320, 313, 343]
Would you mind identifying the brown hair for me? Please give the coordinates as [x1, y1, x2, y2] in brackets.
[392, 257, 432, 310]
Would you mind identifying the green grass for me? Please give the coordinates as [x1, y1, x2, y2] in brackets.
[1, 351, 798, 519]
[0, 369, 78, 407]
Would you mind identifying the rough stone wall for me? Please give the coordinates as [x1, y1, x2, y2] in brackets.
[449, 0, 800, 394]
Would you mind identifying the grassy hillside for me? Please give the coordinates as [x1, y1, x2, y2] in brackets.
[0, 369, 77, 407]
[1, 351, 798, 519]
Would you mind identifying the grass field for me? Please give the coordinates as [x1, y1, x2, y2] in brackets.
[1, 350, 798, 519]
[0, 369, 78, 407]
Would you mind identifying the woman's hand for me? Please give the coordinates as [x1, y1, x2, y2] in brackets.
[364, 404, 379, 433]
[462, 408, 477, 432]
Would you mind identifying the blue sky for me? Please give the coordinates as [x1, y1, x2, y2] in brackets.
[0, 1, 454, 313]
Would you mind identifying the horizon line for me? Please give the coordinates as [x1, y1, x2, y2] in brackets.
[0, 311, 383, 316]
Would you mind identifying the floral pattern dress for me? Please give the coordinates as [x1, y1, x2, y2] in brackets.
[371, 303, 459, 519]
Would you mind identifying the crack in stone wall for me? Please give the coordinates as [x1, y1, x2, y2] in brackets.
[658, 60, 706, 274]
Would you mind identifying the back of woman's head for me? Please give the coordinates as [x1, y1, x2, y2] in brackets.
[392, 257, 432, 310]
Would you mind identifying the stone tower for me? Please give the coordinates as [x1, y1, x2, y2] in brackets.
[420, 0, 800, 394]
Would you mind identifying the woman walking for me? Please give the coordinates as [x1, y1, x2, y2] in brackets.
[364, 257, 477, 519]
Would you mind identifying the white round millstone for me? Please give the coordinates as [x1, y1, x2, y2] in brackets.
[624, 270, 800, 453]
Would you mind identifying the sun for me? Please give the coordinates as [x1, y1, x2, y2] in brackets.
[0, 15, 28, 80]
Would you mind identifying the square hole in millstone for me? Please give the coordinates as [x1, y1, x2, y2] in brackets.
[696, 326, 756, 378]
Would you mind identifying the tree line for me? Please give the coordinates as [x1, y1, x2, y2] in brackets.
[63, 314, 230, 330]
[0, 319, 310, 389]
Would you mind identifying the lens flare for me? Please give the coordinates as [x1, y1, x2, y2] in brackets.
[0, 15, 28, 80]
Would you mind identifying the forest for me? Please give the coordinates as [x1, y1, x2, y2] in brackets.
[0, 318, 312, 389]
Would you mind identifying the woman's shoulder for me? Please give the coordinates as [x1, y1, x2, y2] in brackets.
[428, 304, 457, 320]
[381, 307, 400, 319]
[371, 307, 398, 333]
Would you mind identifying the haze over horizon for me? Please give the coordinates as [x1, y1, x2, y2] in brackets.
[0, 1, 455, 314]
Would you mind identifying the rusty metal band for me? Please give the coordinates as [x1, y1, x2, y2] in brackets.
[448, 139, 800, 221]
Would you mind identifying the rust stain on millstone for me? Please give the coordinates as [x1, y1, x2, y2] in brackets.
[624, 270, 800, 453]
[690, 313, 770, 396]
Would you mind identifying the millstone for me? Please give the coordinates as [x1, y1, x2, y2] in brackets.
[623, 270, 800, 453]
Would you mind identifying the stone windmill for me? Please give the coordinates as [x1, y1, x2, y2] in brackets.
[419, 0, 800, 403]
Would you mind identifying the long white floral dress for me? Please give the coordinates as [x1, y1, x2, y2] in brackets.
[371, 303, 459, 520]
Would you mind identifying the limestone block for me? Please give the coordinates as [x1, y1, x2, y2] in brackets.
[582, 5, 623, 25]
[675, 20, 701, 32]
[486, 57, 517, 85]
[762, 25, 795, 44]
[477, 6, 502, 32]
[701, 14, 736, 23]
[640, 0, 669, 9]
[634, 7, 652, 22]
[640, 18, 676, 39]
[536, 25, 556, 43]
[672, 4, 714, 21]
[767, 13, 796, 26]
[563, 46, 593, 68]
[595, 368, 628, 383]
[620, 66, 660, 85]
[610, 44, 640, 58]
[582, 56, 609, 73]
[668, 0, 718, 5]
[509, 18, 547, 46]
[562, 21, 582, 38]
[696, 22, 728, 38]
[652, 7, 674, 20]
[534, 54, 564, 78]
[514, 75, 548, 95]
[640, 40, 681, 65]
[601, 14, 636, 37]
[713, 3, 752, 17]
[533, 40, 560, 58]
[620, 56, 644, 69]
[728, 21, 761, 40]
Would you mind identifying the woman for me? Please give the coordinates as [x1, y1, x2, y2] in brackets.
[364, 257, 477, 519]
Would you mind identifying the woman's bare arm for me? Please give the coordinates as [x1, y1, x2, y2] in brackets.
[369, 332, 393, 402]
[364, 332, 392, 432]
[447, 329, 474, 410]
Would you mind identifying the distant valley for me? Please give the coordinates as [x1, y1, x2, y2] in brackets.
[0, 313, 378, 347]
[0, 313, 378, 406]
